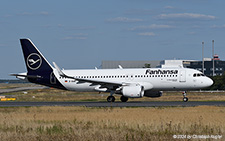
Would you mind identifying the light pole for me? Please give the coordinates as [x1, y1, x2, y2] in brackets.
[212, 40, 215, 76]
[202, 41, 204, 74]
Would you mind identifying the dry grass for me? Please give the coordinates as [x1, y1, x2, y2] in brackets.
[0, 83, 225, 101]
[0, 83, 36, 89]
[1, 83, 225, 102]
[0, 106, 224, 140]
[12, 88, 225, 102]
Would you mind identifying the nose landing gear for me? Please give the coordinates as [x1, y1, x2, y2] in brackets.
[182, 91, 188, 102]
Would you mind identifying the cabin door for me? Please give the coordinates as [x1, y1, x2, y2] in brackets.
[179, 70, 186, 82]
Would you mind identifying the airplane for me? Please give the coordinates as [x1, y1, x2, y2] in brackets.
[11, 39, 214, 102]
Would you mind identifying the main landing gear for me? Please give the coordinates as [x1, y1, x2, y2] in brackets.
[107, 95, 129, 102]
[182, 91, 188, 102]
[107, 96, 115, 102]
[107, 91, 116, 102]
[107, 91, 129, 102]
[120, 96, 128, 102]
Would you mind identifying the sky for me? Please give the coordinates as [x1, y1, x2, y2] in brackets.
[1, 0, 225, 79]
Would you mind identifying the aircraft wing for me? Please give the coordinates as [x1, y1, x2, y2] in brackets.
[61, 73, 124, 86]
[53, 62, 129, 90]
[53, 62, 129, 86]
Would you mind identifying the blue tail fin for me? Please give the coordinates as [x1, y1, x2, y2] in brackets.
[20, 39, 66, 90]
[20, 39, 53, 74]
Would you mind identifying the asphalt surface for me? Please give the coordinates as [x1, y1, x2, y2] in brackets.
[0, 101, 224, 107]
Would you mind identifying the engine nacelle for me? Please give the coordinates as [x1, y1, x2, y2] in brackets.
[122, 85, 144, 98]
[144, 90, 163, 98]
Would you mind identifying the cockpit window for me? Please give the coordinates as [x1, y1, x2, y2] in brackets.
[193, 73, 205, 77]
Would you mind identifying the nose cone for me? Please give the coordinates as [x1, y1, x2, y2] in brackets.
[206, 77, 214, 87]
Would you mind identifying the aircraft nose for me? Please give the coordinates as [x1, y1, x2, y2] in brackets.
[206, 77, 214, 87]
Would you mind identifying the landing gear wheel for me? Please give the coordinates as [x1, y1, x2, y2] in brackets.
[182, 91, 188, 102]
[107, 96, 115, 102]
[183, 97, 188, 102]
[120, 96, 128, 102]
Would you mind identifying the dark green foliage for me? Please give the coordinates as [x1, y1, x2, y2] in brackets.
[209, 72, 225, 90]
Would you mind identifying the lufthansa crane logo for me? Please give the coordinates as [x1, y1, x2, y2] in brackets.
[27, 53, 42, 70]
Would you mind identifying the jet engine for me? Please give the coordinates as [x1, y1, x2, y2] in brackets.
[122, 85, 144, 98]
[144, 90, 163, 98]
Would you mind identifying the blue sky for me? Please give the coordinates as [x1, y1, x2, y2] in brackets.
[1, 0, 225, 79]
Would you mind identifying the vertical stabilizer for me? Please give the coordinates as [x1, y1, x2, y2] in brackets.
[20, 39, 66, 89]
[20, 39, 53, 74]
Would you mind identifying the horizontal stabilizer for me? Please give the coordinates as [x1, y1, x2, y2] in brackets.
[10, 73, 42, 79]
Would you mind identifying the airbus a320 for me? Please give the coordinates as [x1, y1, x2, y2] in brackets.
[11, 39, 213, 102]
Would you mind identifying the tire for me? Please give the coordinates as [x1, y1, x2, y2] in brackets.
[120, 96, 128, 102]
[107, 96, 115, 102]
[183, 97, 188, 102]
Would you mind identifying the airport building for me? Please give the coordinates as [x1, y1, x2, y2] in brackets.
[101, 55, 225, 76]
[102, 60, 193, 69]
[101, 60, 164, 69]
[187, 55, 225, 76]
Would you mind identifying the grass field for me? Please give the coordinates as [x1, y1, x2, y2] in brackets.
[0, 106, 224, 141]
[1, 83, 225, 102]
[0, 83, 225, 140]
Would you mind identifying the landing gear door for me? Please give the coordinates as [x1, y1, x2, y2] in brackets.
[179, 70, 186, 82]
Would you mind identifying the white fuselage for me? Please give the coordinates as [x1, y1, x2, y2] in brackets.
[53, 67, 213, 92]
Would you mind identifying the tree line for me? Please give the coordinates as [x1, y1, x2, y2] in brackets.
[208, 73, 225, 90]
